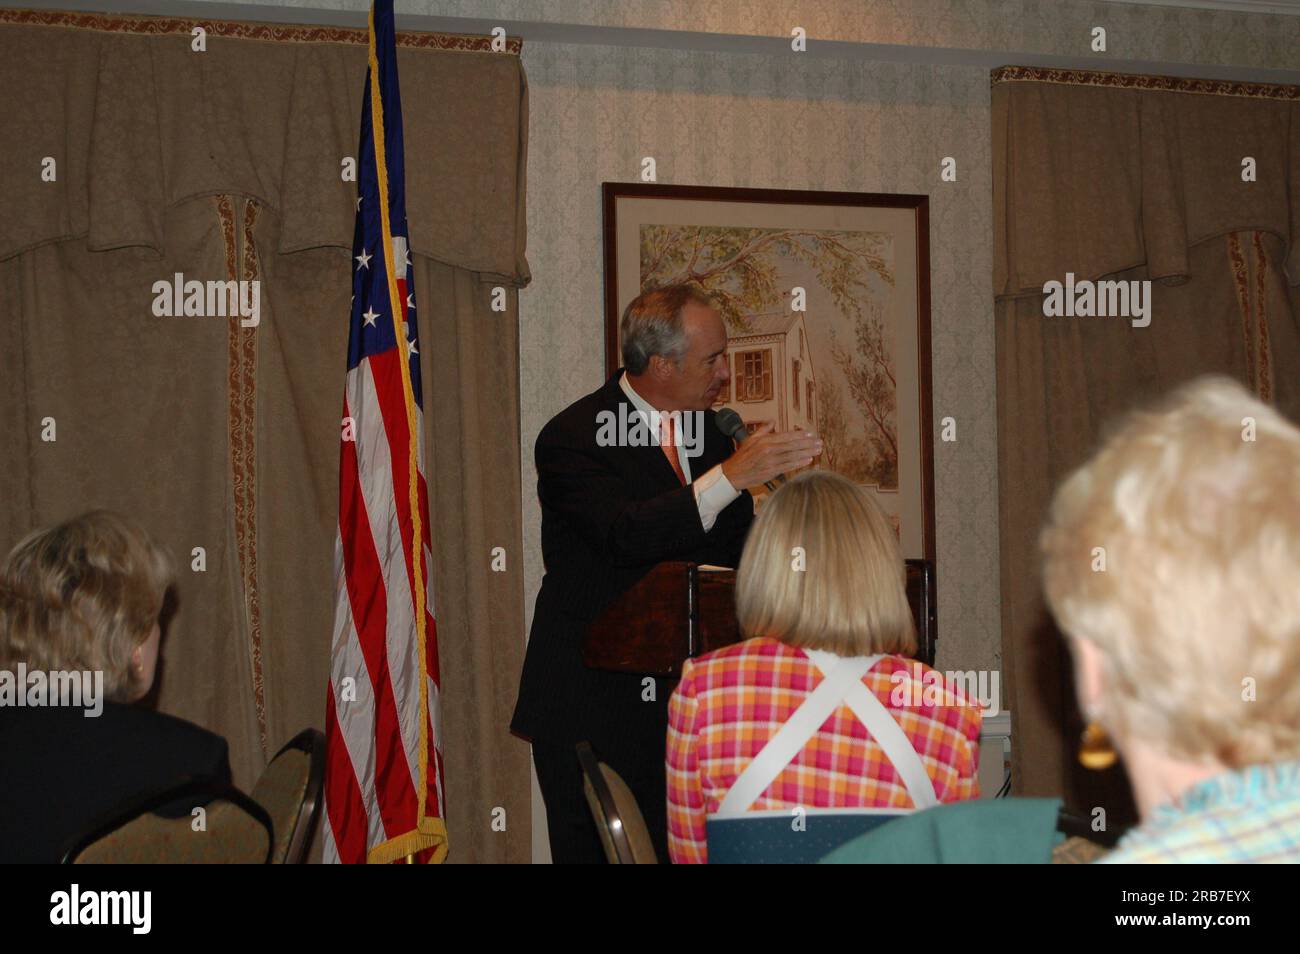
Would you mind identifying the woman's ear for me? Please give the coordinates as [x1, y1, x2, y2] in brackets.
[130, 641, 144, 673]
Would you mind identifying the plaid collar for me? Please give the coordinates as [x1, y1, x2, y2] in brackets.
[1147, 760, 1300, 831]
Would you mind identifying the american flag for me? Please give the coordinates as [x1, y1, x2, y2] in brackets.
[323, 0, 447, 865]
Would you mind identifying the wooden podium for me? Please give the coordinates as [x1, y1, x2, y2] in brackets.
[583, 559, 936, 677]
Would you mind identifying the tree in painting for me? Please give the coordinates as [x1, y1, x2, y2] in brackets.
[640, 224, 898, 490]
[829, 299, 898, 489]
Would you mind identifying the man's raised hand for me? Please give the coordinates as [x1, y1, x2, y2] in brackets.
[721, 422, 823, 490]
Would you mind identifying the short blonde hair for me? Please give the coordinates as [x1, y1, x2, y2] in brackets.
[735, 470, 916, 657]
[1041, 376, 1300, 767]
[0, 511, 173, 702]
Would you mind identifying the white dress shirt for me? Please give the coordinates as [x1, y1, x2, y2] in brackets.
[619, 372, 740, 532]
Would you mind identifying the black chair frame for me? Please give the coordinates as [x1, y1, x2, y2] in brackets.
[270, 728, 326, 864]
[575, 741, 636, 864]
[1056, 807, 1125, 848]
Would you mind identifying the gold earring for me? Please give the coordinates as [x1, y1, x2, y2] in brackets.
[1078, 722, 1117, 770]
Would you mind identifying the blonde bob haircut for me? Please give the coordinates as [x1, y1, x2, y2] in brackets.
[1041, 376, 1300, 767]
[735, 469, 916, 657]
[0, 510, 174, 702]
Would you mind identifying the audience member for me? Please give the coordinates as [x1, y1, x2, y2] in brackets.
[666, 470, 983, 863]
[0, 510, 231, 863]
[1041, 376, 1300, 863]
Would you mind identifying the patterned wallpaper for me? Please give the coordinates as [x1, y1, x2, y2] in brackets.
[192, 0, 1299, 71]
[517, 43, 1001, 678]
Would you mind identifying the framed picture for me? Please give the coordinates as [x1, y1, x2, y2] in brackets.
[602, 182, 934, 562]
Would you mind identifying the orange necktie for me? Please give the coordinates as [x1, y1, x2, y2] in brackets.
[661, 415, 687, 485]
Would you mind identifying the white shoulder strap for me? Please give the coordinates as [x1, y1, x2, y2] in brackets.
[716, 654, 881, 816]
[805, 650, 939, 810]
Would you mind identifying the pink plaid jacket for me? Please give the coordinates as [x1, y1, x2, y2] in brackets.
[666, 637, 983, 864]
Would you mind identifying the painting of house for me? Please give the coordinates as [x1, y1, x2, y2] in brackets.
[714, 311, 818, 450]
[603, 185, 932, 560]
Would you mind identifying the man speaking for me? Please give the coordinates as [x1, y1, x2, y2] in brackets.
[511, 284, 823, 862]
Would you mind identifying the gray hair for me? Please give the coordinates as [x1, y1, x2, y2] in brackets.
[619, 284, 713, 375]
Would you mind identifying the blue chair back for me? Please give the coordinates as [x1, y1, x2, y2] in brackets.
[706, 809, 906, 864]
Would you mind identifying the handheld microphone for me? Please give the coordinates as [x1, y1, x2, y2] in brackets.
[715, 408, 785, 493]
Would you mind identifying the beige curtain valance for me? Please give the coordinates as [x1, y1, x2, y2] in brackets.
[0, 9, 531, 287]
[993, 66, 1300, 299]
[993, 64, 1300, 825]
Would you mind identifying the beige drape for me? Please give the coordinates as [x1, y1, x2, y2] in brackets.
[0, 9, 531, 863]
[993, 67, 1300, 826]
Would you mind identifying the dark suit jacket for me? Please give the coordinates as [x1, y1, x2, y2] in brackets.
[0, 700, 231, 863]
[511, 368, 754, 747]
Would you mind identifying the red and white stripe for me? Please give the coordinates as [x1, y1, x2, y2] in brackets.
[323, 294, 443, 863]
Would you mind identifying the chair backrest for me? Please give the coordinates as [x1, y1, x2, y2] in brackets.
[576, 742, 658, 864]
[904, 559, 935, 666]
[251, 728, 326, 864]
[821, 797, 1081, 863]
[64, 777, 274, 864]
[706, 809, 906, 864]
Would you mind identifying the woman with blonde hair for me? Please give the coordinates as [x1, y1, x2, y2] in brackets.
[666, 470, 983, 863]
[0, 510, 230, 863]
[1041, 376, 1300, 863]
